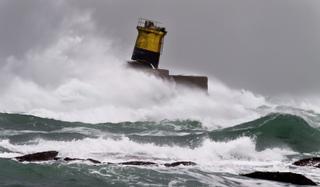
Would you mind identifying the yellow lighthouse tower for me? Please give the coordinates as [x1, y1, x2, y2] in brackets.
[131, 18, 167, 69]
[128, 18, 208, 91]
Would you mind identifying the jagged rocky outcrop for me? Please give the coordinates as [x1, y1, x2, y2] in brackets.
[15, 152, 320, 185]
[15, 151, 58, 162]
[117, 161, 196, 166]
[293, 157, 320, 168]
[119, 161, 157, 166]
[164, 161, 196, 167]
[14, 151, 105, 164]
[57, 157, 102, 164]
[14, 151, 196, 167]
[241, 171, 317, 186]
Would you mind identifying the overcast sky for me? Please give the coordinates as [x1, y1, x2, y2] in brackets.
[0, 0, 319, 96]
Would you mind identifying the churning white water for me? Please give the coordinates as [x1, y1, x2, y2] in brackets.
[0, 13, 319, 130]
[0, 30, 268, 129]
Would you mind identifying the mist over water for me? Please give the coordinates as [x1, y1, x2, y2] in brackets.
[0, 13, 319, 128]
[0, 15, 269, 128]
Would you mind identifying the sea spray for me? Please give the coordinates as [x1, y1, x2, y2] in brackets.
[0, 26, 266, 128]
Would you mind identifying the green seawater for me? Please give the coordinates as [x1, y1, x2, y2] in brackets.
[0, 112, 319, 186]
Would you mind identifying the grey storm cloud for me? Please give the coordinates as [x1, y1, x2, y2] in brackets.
[0, 1, 66, 58]
[0, 0, 320, 95]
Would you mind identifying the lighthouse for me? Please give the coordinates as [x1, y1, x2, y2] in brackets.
[128, 18, 208, 91]
[131, 18, 167, 69]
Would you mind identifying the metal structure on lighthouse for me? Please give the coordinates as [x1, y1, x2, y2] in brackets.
[131, 18, 167, 69]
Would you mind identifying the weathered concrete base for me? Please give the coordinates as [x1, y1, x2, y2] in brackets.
[241, 171, 317, 186]
[127, 61, 208, 91]
[171, 75, 208, 91]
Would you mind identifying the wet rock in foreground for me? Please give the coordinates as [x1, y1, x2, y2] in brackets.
[117, 161, 196, 167]
[15, 151, 58, 162]
[164, 161, 196, 167]
[241, 171, 317, 186]
[14, 151, 196, 167]
[293, 157, 320, 168]
[119, 161, 157, 166]
[62, 157, 101, 164]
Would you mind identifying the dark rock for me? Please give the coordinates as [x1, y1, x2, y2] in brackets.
[164, 161, 196, 167]
[15, 151, 58, 162]
[87, 158, 101, 164]
[62, 157, 101, 164]
[15, 151, 101, 164]
[119, 161, 157, 166]
[63, 157, 101, 164]
[54, 157, 61, 160]
[118, 161, 196, 167]
[63, 157, 82, 162]
[14, 151, 193, 167]
[241, 171, 317, 186]
[293, 157, 320, 168]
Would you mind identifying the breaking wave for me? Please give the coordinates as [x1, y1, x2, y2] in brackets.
[1, 112, 319, 161]
[0, 25, 268, 128]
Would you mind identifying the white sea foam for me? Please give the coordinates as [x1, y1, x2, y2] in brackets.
[0, 136, 293, 165]
[0, 13, 317, 129]
[0, 14, 267, 129]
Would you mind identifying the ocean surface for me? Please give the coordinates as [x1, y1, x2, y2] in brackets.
[0, 110, 319, 187]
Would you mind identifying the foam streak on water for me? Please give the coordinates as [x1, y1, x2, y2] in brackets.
[0, 112, 319, 186]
